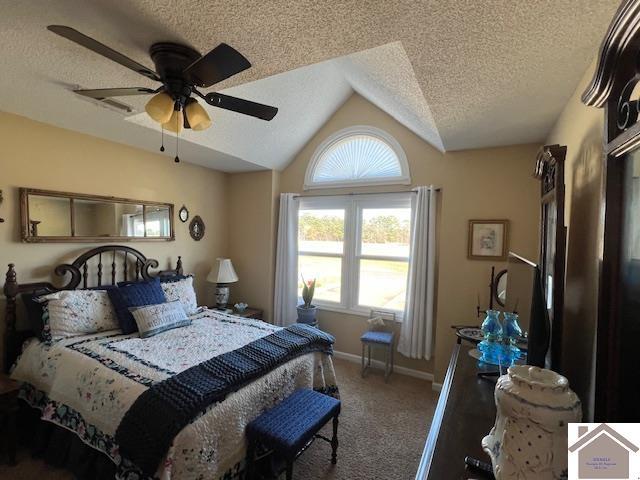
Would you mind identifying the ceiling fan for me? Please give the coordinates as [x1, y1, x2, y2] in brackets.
[47, 25, 278, 161]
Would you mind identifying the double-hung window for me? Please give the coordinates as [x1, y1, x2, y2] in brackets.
[297, 193, 413, 317]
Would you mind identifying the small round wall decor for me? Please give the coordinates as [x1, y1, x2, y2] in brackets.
[178, 205, 189, 223]
[189, 215, 205, 241]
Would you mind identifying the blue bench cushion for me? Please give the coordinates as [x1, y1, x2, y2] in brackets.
[247, 389, 340, 459]
[361, 331, 394, 345]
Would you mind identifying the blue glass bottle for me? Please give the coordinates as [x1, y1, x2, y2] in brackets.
[478, 310, 503, 365]
[500, 311, 523, 365]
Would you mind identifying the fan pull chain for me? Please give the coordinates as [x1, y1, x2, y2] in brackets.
[160, 125, 165, 152]
[174, 112, 180, 163]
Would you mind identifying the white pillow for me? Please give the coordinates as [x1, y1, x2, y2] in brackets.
[130, 300, 190, 338]
[160, 276, 198, 315]
[367, 316, 386, 330]
[37, 290, 119, 341]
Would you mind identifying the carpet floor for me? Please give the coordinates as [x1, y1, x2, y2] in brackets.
[0, 357, 437, 480]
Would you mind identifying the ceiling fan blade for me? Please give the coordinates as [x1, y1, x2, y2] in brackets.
[74, 87, 156, 99]
[184, 43, 251, 88]
[204, 92, 278, 120]
[47, 25, 160, 81]
[203, 92, 278, 121]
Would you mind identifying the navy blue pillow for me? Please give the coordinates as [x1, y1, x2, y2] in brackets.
[158, 274, 192, 284]
[108, 278, 166, 334]
[21, 292, 46, 336]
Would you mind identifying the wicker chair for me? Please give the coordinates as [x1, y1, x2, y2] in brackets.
[360, 310, 396, 382]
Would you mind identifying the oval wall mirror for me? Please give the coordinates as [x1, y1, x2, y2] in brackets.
[493, 269, 508, 307]
[178, 205, 189, 223]
[189, 215, 205, 241]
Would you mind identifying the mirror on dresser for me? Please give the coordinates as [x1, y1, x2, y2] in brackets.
[20, 188, 174, 242]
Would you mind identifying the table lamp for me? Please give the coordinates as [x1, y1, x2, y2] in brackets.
[207, 258, 238, 310]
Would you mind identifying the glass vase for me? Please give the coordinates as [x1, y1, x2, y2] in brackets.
[500, 311, 523, 365]
[478, 310, 502, 364]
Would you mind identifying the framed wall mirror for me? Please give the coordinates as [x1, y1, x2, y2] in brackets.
[492, 268, 508, 307]
[533, 144, 566, 372]
[20, 188, 174, 243]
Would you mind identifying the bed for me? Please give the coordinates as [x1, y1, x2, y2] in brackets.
[3, 246, 338, 479]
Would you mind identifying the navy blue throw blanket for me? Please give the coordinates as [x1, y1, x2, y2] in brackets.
[115, 324, 334, 475]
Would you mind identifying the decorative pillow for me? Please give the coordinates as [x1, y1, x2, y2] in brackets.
[36, 289, 119, 342]
[160, 275, 198, 315]
[367, 316, 386, 331]
[108, 277, 166, 334]
[130, 300, 191, 338]
[21, 292, 46, 336]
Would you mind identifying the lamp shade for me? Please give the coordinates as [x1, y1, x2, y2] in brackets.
[185, 99, 212, 131]
[162, 109, 184, 133]
[207, 258, 238, 284]
[145, 92, 174, 124]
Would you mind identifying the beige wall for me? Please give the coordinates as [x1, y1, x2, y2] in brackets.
[227, 170, 279, 322]
[545, 59, 604, 421]
[0, 111, 229, 367]
[276, 94, 540, 381]
[0, 94, 545, 384]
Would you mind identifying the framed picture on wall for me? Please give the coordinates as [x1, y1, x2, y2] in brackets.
[468, 220, 509, 260]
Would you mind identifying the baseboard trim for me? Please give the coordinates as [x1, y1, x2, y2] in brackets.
[333, 350, 434, 382]
[431, 382, 443, 392]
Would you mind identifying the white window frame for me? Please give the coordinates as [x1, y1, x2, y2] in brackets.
[297, 196, 348, 309]
[303, 126, 411, 190]
[297, 193, 413, 319]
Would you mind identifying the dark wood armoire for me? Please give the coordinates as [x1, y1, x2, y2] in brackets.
[582, 0, 640, 421]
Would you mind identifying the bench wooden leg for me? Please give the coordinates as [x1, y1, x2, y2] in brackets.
[286, 461, 293, 480]
[245, 440, 255, 480]
[7, 411, 16, 466]
[361, 342, 366, 377]
[385, 345, 390, 382]
[391, 343, 394, 374]
[331, 415, 339, 464]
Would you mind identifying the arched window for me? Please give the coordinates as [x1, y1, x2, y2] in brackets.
[304, 126, 410, 190]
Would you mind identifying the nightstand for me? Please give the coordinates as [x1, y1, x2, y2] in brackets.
[233, 308, 264, 320]
[0, 373, 19, 465]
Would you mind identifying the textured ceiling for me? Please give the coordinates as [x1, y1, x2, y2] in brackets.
[0, 0, 619, 172]
[126, 42, 442, 170]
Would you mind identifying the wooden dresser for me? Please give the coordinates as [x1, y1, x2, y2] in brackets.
[415, 343, 499, 479]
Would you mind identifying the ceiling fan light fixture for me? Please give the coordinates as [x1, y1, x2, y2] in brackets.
[185, 99, 212, 131]
[48, 25, 278, 135]
[162, 109, 184, 133]
[145, 92, 174, 124]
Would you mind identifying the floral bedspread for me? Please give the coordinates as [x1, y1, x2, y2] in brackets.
[11, 309, 338, 479]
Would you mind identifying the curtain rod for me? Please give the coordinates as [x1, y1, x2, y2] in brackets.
[292, 187, 441, 198]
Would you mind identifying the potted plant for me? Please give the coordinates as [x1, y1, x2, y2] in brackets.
[297, 277, 317, 324]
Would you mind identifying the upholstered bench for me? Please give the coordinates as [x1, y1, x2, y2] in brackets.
[360, 330, 395, 382]
[245, 388, 341, 480]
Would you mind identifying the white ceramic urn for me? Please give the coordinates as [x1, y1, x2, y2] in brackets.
[482, 365, 582, 479]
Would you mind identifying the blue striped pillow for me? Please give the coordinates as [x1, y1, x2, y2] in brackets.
[129, 300, 191, 338]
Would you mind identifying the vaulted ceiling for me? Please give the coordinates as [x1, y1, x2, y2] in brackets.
[0, 0, 619, 172]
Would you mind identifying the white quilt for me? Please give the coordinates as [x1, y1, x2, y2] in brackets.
[11, 309, 338, 480]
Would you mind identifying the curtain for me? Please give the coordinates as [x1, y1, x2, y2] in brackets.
[273, 193, 299, 327]
[398, 186, 438, 360]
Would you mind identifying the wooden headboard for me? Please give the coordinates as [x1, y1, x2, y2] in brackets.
[3, 245, 183, 372]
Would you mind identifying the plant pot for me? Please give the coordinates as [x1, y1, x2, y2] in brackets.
[297, 305, 318, 324]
